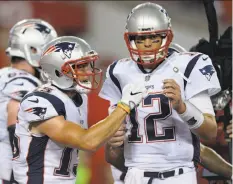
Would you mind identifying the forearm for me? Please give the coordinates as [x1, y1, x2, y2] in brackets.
[178, 92, 217, 141]
[192, 114, 217, 140]
[38, 107, 128, 152]
[105, 143, 128, 172]
[82, 107, 127, 151]
[200, 144, 232, 179]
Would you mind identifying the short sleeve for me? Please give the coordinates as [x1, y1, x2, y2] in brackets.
[188, 91, 215, 116]
[1, 77, 40, 101]
[19, 91, 66, 123]
[184, 54, 221, 100]
[98, 62, 122, 105]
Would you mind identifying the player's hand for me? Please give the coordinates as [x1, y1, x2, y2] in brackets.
[226, 120, 232, 139]
[120, 83, 147, 109]
[162, 79, 186, 114]
[107, 124, 126, 147]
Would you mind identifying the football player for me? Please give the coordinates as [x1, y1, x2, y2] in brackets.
[12, 36, 147, 184]
[106, 43, 233, 184]
[0, 19, 57, 184]
[99, 2, 221, 184]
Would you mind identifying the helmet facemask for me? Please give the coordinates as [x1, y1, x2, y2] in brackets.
[61, 54, 103, 94]
[124, 30, 173, 66]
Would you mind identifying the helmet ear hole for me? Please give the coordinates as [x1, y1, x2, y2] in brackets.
[55, 70, 63, 77]
[30, 47, 37, 54]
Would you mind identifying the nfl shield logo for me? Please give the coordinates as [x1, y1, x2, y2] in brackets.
[145, 75, 150, 82]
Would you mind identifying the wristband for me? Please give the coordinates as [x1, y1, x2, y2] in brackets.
[117, 102, 130, 114]
[179, 101, 204, 130]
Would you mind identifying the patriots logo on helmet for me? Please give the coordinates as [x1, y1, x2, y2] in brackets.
[22, 23, 51, 36]
[199, 65, 215, 81]
[34, 23, 51, 35]
[160, 8, 168, 17]
[43, 42, 76, 60]
[25, 107, 47, 119]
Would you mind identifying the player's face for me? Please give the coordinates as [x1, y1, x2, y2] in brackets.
[75, 63, 90, 82]
[135, 35, 163, 69]
[61, 55, 102, 91]
[135, 35, 163, 51]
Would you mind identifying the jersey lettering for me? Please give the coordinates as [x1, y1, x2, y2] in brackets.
[128, 93, 176, 143]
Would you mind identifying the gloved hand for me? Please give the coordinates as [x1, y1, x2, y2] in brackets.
[120, 83, 147, 110]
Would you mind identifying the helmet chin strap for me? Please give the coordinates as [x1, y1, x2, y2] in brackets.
[139, 50, 166, 65]
[74, 81, 92, 94]
[141, 51, 167, 72]
[141, 55, 155, 63]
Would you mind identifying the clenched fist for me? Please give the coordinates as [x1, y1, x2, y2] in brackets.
[107, 124, 126, 147]
[121, 83, 147, 110]
[162, 79, 186, 114]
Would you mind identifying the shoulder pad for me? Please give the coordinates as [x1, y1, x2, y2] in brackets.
[36, 85, 54, 93]
[0, 67, 10, 76]
[183, 52, 221, 99]
[177, 51, 202, 57]
[1, 76, 41, 101]
[20, 91, 66, 122]
[117, 58, 132, 63]
[106, 58, 132, 74]
[1, 69, 30, 80]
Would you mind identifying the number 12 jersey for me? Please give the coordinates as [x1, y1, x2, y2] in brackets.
[99, 52, 220, 171]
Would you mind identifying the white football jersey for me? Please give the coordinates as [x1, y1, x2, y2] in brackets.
[111, 165, 124, 184]
[0, 67, 41, 141]
[99, 52, 221, 171]
[13, 84, 88, 184]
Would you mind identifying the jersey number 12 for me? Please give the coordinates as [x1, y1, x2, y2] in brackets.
[128, 93, 176, 143]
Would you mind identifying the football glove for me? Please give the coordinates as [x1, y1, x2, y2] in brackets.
[120, 83, 147, 110]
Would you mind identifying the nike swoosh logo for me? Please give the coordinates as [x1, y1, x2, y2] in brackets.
[202, 57, 208, 61]
[14, 83, 24, 86]
[130, 91, 142, 95]
[28, 98, 39, 103]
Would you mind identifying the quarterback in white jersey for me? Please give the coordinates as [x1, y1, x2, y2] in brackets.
[0, 19, 57, 183]
[99, 2, 221, 184]
[13, 36, 147, 184]
[107, 43, 233, 184]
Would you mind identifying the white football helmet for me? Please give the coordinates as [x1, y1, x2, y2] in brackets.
[6, 19, 58, 67]
[124, 2, 173, 65]
[40, 36, 103, 94]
